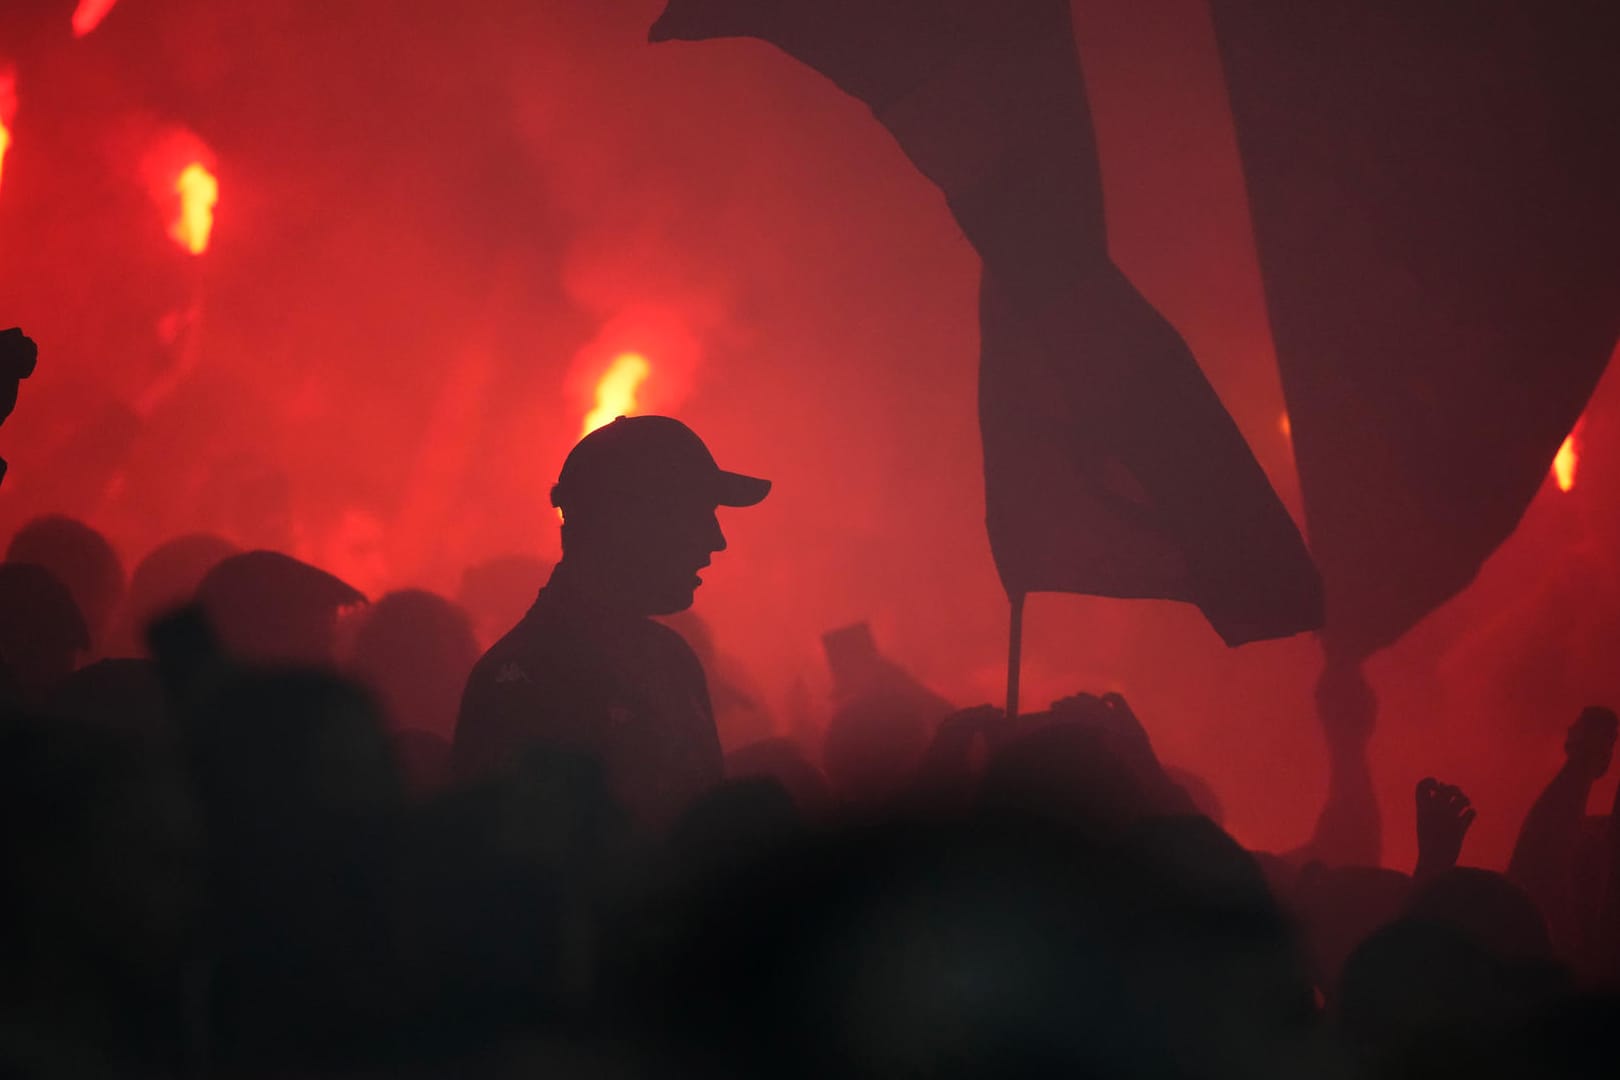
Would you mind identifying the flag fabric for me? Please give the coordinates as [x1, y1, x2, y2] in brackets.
[1210, 0, 1620, 659]
[652, 0, 1323, 645]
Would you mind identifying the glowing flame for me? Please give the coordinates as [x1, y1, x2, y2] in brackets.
[170, 162, 218, 255]
[72, 0, 120, 38]
[140, 129, 217, 254]
[0, 68, 16, 198]
[582, 352, 651, 436]
[1553, 429, 1580, 493]
[1278, 411, 1292, 439]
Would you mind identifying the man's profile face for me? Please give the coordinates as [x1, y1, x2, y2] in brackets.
[580, 490, 728, 616]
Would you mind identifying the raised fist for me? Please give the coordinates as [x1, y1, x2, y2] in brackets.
[1415, 776, 1476, 876]
[0, 328, 38, 380]
[0, 328, 39, 484]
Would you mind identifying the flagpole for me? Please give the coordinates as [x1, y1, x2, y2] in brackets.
[1006, 591, 1026, 720]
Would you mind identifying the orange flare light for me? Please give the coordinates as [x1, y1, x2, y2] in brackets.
[170, 162, 218, 255]
[582, 353, 651, 436]
[72, 0, 120, 38]
[0, 68, 16, 198]
[1553, 431, 1579, 493]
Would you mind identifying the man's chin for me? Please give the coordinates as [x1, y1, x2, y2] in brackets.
[646, 588, 698, 617]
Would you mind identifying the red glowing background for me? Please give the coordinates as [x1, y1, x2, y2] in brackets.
[1, 0, 1615, 867]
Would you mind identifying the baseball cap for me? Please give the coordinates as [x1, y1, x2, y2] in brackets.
[551, 416, 771, 512]
[197, 551, 366, 623]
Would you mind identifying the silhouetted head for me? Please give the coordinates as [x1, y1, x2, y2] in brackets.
[195, 550, 364, 665]
[6, 514, 125, 645]
[350, 588, 480, 739]
[550, 416, 768, 616]
[1404, 867, 1553, 964]
[980, 720, 1175, 835]
[0, 562, 89, 701]
[126, 533, 238, 643]
[1293, 863, 1413, 996]
[1336, 919, 1568, 1076]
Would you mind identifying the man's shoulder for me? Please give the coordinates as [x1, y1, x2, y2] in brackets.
[640, 617, 707, 676]
[456, 612, 607, 756]
[642, 616, 699, 655]
[465, 615, 572, 694]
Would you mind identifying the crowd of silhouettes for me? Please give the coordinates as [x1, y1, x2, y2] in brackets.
[1, 338, 1619, 1077]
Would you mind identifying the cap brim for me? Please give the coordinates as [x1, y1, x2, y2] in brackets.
[716, 470, 771, 507]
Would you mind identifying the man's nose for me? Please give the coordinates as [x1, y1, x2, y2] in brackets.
[707, 511, 727, 553]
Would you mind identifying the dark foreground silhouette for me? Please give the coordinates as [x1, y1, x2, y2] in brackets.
[4, 417, 1620, 1077]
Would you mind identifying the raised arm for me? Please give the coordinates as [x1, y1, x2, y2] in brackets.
[1506, 706, 1616, 956]
[0, 328, 39, 485]
[1413, 777, 1475, 882]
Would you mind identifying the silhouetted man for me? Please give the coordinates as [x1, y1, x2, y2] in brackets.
[454, 416, 769, 829]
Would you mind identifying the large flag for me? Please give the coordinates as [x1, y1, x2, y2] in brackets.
[651, 0, 1322, 646]
[1210, 0, 1620, 659]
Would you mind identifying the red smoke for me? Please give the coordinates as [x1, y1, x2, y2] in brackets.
[0, 0, 1613, 869]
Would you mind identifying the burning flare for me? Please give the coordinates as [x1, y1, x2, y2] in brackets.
[72, 0, 120, 38]
[170, 162, 218, 255]
[1553, 429, 1580, 493]
[0, 68, 16, 198]
[582, 353, 651, 436]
